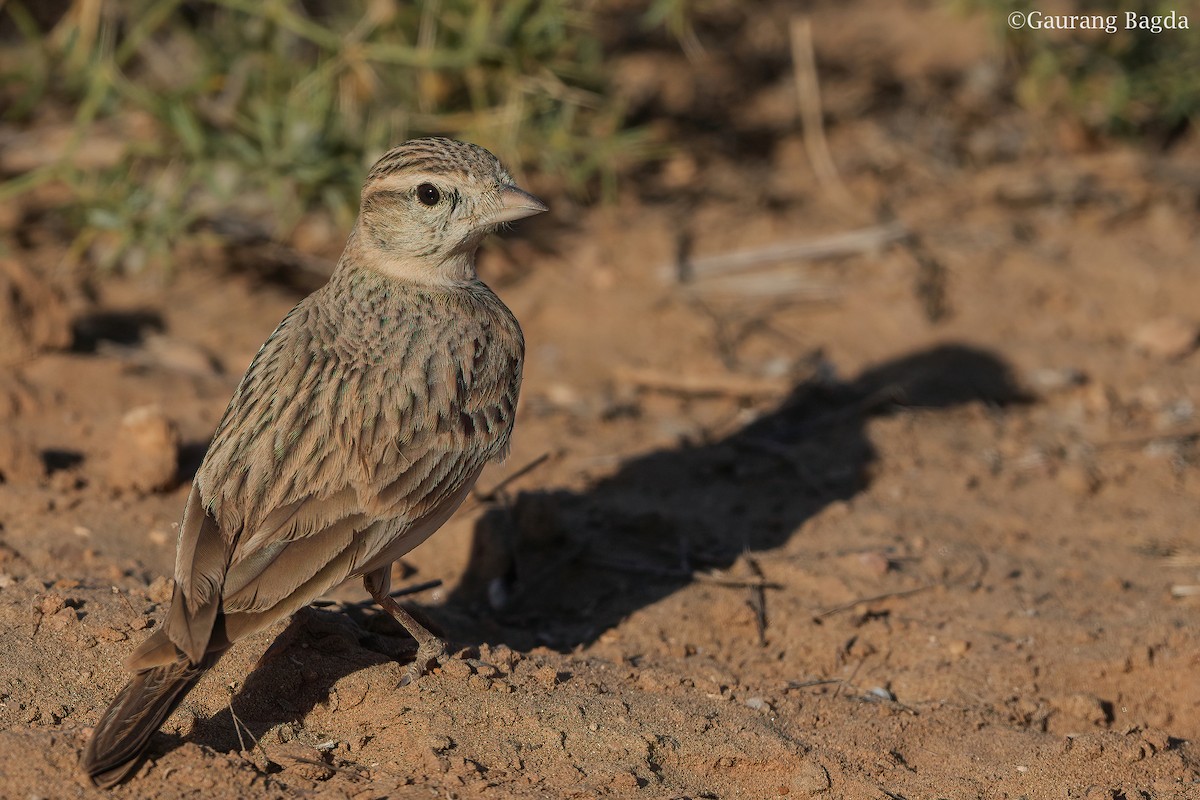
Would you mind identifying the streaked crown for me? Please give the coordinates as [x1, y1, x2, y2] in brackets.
[365, 137, 514, 188]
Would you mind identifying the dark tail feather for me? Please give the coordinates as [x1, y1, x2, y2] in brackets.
[81, 654, 217, 788]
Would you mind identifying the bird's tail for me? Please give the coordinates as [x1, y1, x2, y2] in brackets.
[81, 652, 217, 788]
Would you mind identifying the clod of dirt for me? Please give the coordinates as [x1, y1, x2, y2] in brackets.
[265, 743, 335, 782]
[146, 575, 175, 604]
[1131, 317, 1200, 360]
[103, 405, 181, 493]
[0, 258, 72, 366]
[1053, 693, 1114, 730]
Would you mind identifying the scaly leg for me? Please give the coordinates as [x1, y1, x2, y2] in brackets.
[363, 567, 447, 686]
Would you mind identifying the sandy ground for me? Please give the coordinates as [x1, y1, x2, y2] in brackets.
[1, 1, 1199, 798]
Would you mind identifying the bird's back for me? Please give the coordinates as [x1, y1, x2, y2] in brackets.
[155, 267, 523, 664]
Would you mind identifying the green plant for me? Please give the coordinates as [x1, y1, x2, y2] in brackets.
[0, 0, 662, 272]
[963, 0, 1200, 138]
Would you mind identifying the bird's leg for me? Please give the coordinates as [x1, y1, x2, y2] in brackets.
[363, 569, 447, 686]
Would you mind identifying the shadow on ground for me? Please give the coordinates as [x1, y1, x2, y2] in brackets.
[180, 342, 1026, 756]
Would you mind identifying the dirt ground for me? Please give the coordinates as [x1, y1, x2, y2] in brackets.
[1, 1, 1199, 798]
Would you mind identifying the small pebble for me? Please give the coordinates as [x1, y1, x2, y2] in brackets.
[147, 575, 174, 604]
[1026, 366, 1087, 394]
[1131, 317, 1199, 360]
[536, 665, 560, 689]
[38, 594, 65, 616]
[104, 405, 180, 494]
[857, 551, 891, 578]
[947, 639, 971, 657]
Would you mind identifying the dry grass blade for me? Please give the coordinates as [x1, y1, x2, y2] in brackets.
[684, 272, 843, 301]
[667, 222, 910, 283]
[1095, 425, 1200, 450]
[789, 16, 857, 214]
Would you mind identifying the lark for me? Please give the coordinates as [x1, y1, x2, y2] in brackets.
[81, 138, 545, 788]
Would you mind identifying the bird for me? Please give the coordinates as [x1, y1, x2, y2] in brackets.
[80, 137, 546, 788]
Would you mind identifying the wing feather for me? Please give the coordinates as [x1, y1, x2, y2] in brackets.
[166, 277, 522, 659]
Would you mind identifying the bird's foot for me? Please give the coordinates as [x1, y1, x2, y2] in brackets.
[399, 637, 447, 687]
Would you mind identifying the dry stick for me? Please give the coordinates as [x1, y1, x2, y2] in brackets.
[1093, 425, 1200, 451]
[226, 684, 262, 761]
[613, 365, 789, 400]
[786, 678, 842, 690]
[686, 272, 843, 300]
[790, 16, 857, 213]
[472, 451, 553, 503]
[815, 583, 939, 620]
[112, 585, 140, 618]
[694, 573, 784, 591]
[833, 654, 866, 699]
[389, 578, 443, 599]
[670, 222, 910, 282]
[745, 557, 769, 647]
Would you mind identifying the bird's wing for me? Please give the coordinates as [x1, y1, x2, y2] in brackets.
[164, 287, 522, 663]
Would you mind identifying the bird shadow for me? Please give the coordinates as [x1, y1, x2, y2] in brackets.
[177, 342, 1028, 759]
[447, 342, 1029, 650]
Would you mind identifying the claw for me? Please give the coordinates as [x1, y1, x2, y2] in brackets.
[399, 637, 447, 687]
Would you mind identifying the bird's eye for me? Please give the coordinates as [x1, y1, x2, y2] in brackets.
[417, 183, 441, 206]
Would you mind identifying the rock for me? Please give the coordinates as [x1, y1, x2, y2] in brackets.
[1026, 366, 1088, 394]
[147, 575, 175, 604]
[857, 551, 892, 578]
[793, 760, 832, 795]
[103, 406, 180, 493]
[947, 639, 971, 658]
[0, 259, 72, 366]
[1131, 317, 1199, 360]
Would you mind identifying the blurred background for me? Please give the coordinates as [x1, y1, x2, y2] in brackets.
[0, 0, 1195, 275]
[1, 1, 1199, 797]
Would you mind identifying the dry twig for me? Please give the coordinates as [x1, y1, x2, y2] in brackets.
[1094, 425, 1200, 451]
[815, 584, 939, 620]
[745, 557, 769, 647]
[472, 451, 554, 503]
[790, 16, 857, 212]
[613, 365, 789, 400]
[666, 222, 910, 283]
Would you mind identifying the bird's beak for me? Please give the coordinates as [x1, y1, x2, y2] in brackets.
[489, 185, 548, 225]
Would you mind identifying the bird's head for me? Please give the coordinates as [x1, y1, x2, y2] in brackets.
[350, 137, 547, 284]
